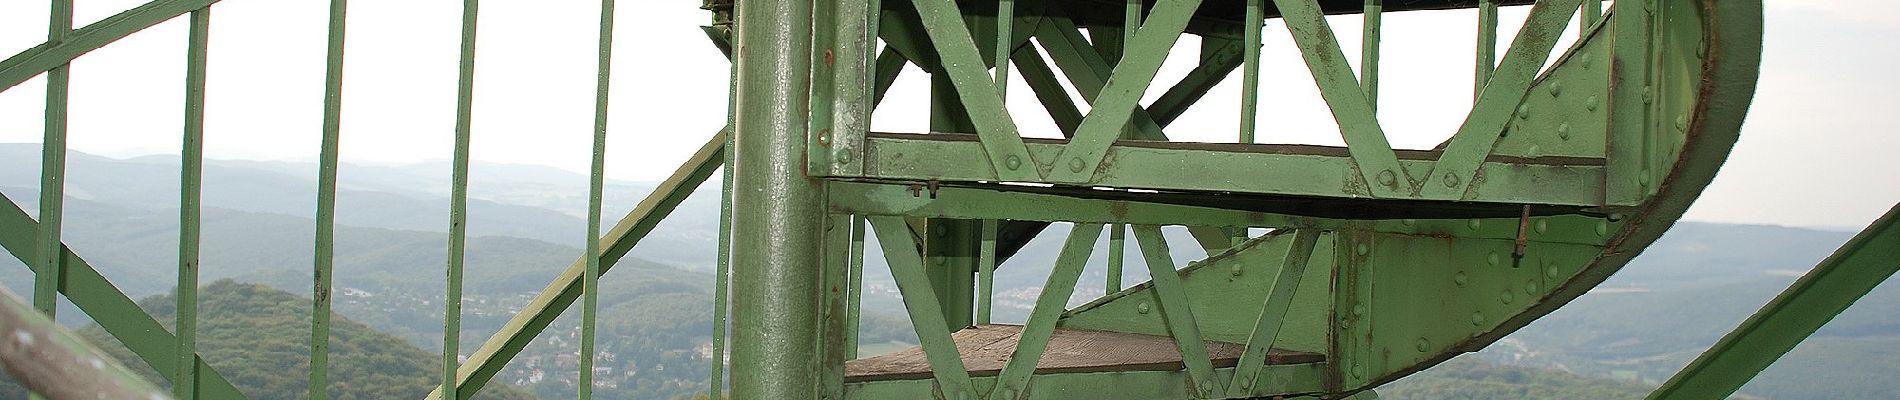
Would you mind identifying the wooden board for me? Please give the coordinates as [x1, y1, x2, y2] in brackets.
[844, 324, 1325, 382]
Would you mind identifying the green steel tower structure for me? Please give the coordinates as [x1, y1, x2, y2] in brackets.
[4, 0, 1899, 399]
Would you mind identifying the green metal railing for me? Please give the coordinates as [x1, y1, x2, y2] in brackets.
[0, 1, 1830, 400]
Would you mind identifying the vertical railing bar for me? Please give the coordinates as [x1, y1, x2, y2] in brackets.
[708, 3, 742, 395]
[442, 0, 480, 398]
[1361, 0, 1381, 112]
[976, 219, 997, 324]
[1106, 223, 1124, 292]
[1238, 0, 1262, 143]
[844, 215, 867, 357]
[1476, 0, 1499, 98]
[993, 0, 1013, 100]
[28, 4, 77, 396]
[33, 0, 75, 327]
[1124, 0, 1140, 46]
[579, 0, 616, 397]
[173, 7, 210, 400]
[308, 0, 348, 398]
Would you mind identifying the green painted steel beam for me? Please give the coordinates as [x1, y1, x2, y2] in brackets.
[579, 0, 615, 395]
[0, 286, 172, 400]
[859, 134, 1605, 206]
[866, 216, 977, 399]
[1238, 0, 1263, 144]
[992, 223, 1104, 399]
[35, 0, 76, 349]
[728, 0, 827, 395]
[1043, 0, 1203, 182]
[0, 0, 222, 94]
[427, 132, 726, 400]
[846, 363, 1329, 399]
[1130, 226, 1218, 397]
[1229, 229, 1318, 397]
[907, 0, 1039, 181]
[0, 192, 247, 399]
[307, 0, 347, 398]
[440, 0, 480, 397]
[1269, 0, 1406, 197]
[1420, 0, 1579, 198]
[1030, 17, 1168, 141]
[1647, 203, 1900, 400]
[828, 181, 1316, 228]
[173, 8, 210, 399]
[1147, 38, 1243, 127]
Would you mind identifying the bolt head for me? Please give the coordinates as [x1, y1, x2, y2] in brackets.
[1068, 157, 1087, 173]
[1377, 169, 1397, 186]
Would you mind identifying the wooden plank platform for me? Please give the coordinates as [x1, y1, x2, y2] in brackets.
[844, 324, 1325, 382]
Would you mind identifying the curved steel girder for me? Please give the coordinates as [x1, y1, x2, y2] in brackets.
[0, 0, 220, 94]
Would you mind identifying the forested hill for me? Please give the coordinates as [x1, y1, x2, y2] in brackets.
[0, 280, 537, 399]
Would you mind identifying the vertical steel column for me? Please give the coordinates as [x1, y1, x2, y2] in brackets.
[1584, 0, 1602, 28]
[174, 7, 210, 400]
[728, 0, 823, 397]
[976, 219, 997, 324]
[308, 0, 348, 398]
[34, 0, 75, 325]
[1476, 0, 1499, 96]
[1361, 0, 1381, 111]
[1106, 223, 1125, 292]
[1238, 0, 1262, 143]
[579, 0, 615, 396]
[844, 215, 868, 356]
[442, 0, 480, 398]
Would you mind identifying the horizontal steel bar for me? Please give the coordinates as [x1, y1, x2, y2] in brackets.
[858, 134, 1605, 206]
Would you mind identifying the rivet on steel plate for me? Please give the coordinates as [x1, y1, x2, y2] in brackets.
[1230, 265, 1243, 277]
[1068, 157, 1087, 173]
[1557, 123, 1571, 140]
[1549, 80, 1562, 96]
[1595, 221, 1610, 237]
[1003, 155, 1022, 170]
[1586, 95, 1599, 111]
[1545, 264, 1560, 279]
[1525, 280, 1540, 294]
[1501, 290, 1515, 304]
[1488, 252, 1501, 266]
[1468, 219, 1482, 230]
[1676, 113, 1689, 131]
[1443, 172, 1461, 188]
[1377, 169, 1397, 186]
[1353, 303, 1367, 317]
[1471, 311, 1486, 325]
[1535, 220, 1548, 234]
[1356, 243, 1370, 256]
[1416, 338, 1431, 352]
[834, 149, 854, 164]
[1137, 301, 1151, 314]
[1516, 104, 1531, 119]
[1454, 272, 1468, 287]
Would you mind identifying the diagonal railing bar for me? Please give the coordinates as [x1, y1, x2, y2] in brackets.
[0, 193, 248, 399]
[1228, 229, 1319, 397]
[1042, 0, 1203, 183]
[0, 0, 222, 94]
[1269, 0, 1407, 198]
[906, 0, 1040, 181]
[1647, 203, 1900, 400]
[427, 131, 727, 400]
[1419, 0, 1582, 199]
[1031, 17, 1168, 141]
[865, 216, 979, 400]
[1148, 38, 1244, 127]
[990, 223, 1106, 400]
[1130, 225, 1219, 397]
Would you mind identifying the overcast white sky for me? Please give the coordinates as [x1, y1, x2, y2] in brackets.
[0, 0, 1895, 229]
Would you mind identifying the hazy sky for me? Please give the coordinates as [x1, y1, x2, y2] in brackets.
[0, 0, 1894, 229]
